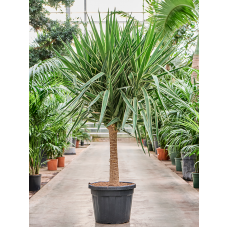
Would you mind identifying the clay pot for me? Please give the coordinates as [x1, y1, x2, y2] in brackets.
[76, 140, 80, 148]
[157, 148, 169, 161]
[47, 159, 58, 171]
[57, 156, 65, 167]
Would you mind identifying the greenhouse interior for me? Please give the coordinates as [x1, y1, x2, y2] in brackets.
[28, 0, 201, 227]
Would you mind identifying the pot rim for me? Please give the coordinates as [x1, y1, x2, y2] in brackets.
[88, 181, 136, 191]
[192, 172, 199, 175]
[29, 174, 41, 177]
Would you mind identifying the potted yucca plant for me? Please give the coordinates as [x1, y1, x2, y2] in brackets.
[54, 12, 178, 224]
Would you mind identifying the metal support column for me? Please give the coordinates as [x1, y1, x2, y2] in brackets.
[84, 0, 87, 34]
[66, 5, 70, 20]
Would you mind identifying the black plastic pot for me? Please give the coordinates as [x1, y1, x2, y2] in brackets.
[29, 174, 41, 191]
[143, 139, 147, 147]
[81, 140, 84, 146]
[148, 143, 153, 151]
[88, 181, 136, 224]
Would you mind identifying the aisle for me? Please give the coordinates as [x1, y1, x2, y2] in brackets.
[29, 142, 199, 227]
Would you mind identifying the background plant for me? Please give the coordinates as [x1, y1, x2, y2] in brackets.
[29, 0, 81, 67]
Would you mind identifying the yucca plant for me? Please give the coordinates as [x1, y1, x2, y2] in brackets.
[53, 12, 180, 186]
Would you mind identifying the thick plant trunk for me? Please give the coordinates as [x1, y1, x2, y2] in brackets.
[107, 124, 119, 186]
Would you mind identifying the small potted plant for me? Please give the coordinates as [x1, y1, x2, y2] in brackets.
[57, 140, 70, 167]
[157, 134, 169, 161]
[168, 145, 180, 165]
[80, 131, 91, 146]
[46, 137, 61, 171]
[29, 147, 43, 191]
[175, 151, 182, 171]
[192, 158, 199, 188]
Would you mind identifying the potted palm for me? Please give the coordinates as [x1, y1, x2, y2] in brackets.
[46, 136, 61, 171]
[54, 12, 178, 224]
[29, 147, 43, 191]
[157, 134, 169, 161]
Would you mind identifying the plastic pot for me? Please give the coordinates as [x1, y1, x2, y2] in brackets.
[143, 139, 147, 147]
[76, 140, 80, 148]
[148, 143, 153, 151]
[192, 172, 199, 188]
[169, 151, 177, 165]
[157, 148, 169, 161]
[47, 159, 58, 171]
[57, 156, 65, 167]
[175, 158, 182, 171]
[29, 174, 41, 191]
[181, 153, 196, 180]
[88, 182, 136, 224]
[81, 140, 84, 146]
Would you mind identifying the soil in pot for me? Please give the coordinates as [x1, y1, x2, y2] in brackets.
[57, 156, 65, 167]
[29, 174, 41, 191]
[76, 140, 80, 148]
[157, 148, 169, 160]
[47, 159, 58, 171]
[192, 172, 199, 188]
[89, 181, 136, 224]
[175, 158, 182, 171]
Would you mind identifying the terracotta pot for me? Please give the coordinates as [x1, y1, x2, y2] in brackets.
[76, 140, 80, 148]
[57, 156, 65, 167]
[47, 159, 58, 171]
[157, 148, 169, 161]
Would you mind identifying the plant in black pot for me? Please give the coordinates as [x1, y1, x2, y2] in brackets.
[54, 12, 178, 224]
[29, 146, 43, 191]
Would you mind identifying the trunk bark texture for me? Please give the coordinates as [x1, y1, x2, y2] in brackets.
[107, 124, 119, 186]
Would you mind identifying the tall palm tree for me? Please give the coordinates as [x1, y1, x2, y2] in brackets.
[53, 13, 180, 186]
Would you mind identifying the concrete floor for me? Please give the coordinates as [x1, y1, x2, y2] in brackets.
[29, 142, 199, 227]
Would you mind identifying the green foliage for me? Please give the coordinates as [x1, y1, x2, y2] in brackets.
[29, 0, 81, 67]
[29, 63, 74, 172]
[146, 0, 199, 62]
[52, 12, 182, 155]
[157, 70, 199, 170]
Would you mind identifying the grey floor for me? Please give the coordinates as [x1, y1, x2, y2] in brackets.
[29, 142, 199, 227]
